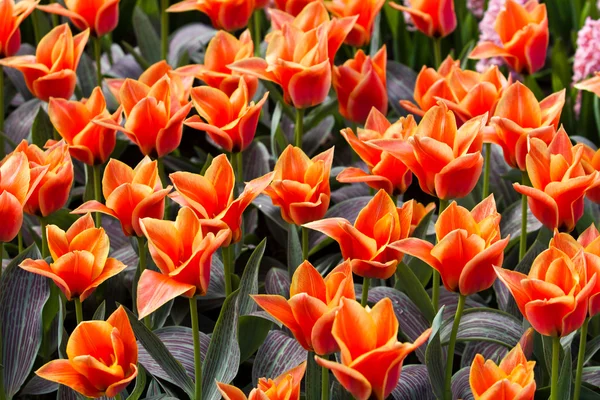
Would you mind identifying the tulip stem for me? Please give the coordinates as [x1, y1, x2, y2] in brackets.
[161, 0, 169, 60]
[361, 278, 370, 307]
[74, 297, 83, 325]
[251, 11, 262, 56]
[231, 152, 243, 184]
[302, 226, 309, 260]
[93, 164, 102, 228]
[136, 236, 152, 329]
[551, 335, 561, 400]
[157, 157, 168, 187]
[40, 218, 49, 259]
[482, 143, 491, 199]
[189, 296, 202, 400]
[432, 199, 448, 311]
[519, 172, 528, 260]
[295, 108, 305, 148]
[433, 37, 442, 68]
[0, 65, 5, 159]
[223, 246, 233, 297]
[321, 362, 329, 400]
[443, 294, 465, 400]
[94, 36, 103, 89]
[17, 231, 23, 253]
[574, 318, 589, 400]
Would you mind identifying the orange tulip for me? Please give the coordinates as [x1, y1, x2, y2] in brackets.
[48, 87, 121, 166]
[337, 108, 416, 196]
[486, 82, 564, 171]
[136, 207, 229, 319]
[20, 213, 126, 301]
[253, 260, 354, 354]
[36, 306, 137, 398]
[73, 157, 171, 237]
[325, 0, 385, 47]
[228, 23, 331, 109]
[170, 154, 273, 246]
[373, 102, 485, 200]
[575, 72, 600, 97]
[470, 0, 548, 74]
[273, 0, 319, 16]
[264, 145, 333, 226]
[390, 0, 456, 38]
[0, 24, 88, 101]
[185, 77, 268, 153]
[217, 362, 306, 400]
[470, 344, 536, 400]
[316, 297, 431, 400]
[13, 140, 73, 217]
[495, 246, 597, 337]
[513, 128, 599, 232]
[410, 201, 436, 235]
[304, 190, 416, 279]
[167, 0, 254, 31]
[580, 144, 600, 205]
[333, 46, 387, 124]
[391, 195, 509, 296]
[97, 74, 193, 158]
[37, 0, 120, 37]
[175, 30, 258, 98]
[0, 0, 38, 58]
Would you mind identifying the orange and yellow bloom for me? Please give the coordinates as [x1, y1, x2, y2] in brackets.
[390, 0, 456, 38]
[36, 306, 137, 398]
[167, 0, 254, 31]
[0, 0, 38, 58]
[37, 0, 120, 37]
[273, 0, 319, 16]
[326, 0, 385, 47]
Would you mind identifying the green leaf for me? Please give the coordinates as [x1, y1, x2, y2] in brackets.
[305, 352, 321, 400]
[395, 261, 436, 323]
[31, 107, 54, 148]
[238, 315, 272, 363]
[287, 224, 302, 278]
[237, 239, 266, 316]
[391, 365, 435, 399]
[252, 330, 307, 383]
[557, 345, 573, 400]
[425, 307, 446, 400]
[93, 300, 106, 320]
[126, 365, 147, 400]
[132, 6, 161, 64]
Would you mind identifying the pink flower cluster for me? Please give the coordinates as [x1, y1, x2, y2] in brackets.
[467, 0, 485, 18]
[573, 17, 600, 84]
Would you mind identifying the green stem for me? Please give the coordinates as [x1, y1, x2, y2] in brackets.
[361, 278, 370, 307]
[252, 11, 262, 56]
[31, 10, 41, 44]
[17, 231, 23, 253]
[0, 65, 5, 159]
[74, 297, 83, 325]
[574, 318, 589, 400]
[94, 36, 103, 89]
[223, 246, 233, 297]
[49, 0, 58, 26]
[157, 157, 167, 187]
[433, 37, 442, 68]
[40, 218, 49, 258]
[443, 294, 466, 400]
[302, 226, 309, 260]
[519, 172, 528, 261]
[190, 297, 202, 400]
[550, 336, 561, 400]
[482, 143, 491, 199]
[232, 152, 243, 184]
[136, 236, 152, 329]
[115, 394, 123, 400]
[93, 164, 102, 228]
[432, 199, 449, 311]
[161, 0, 169, 60]
[294, 108, 305, 148]
[321, 363, 329, 400]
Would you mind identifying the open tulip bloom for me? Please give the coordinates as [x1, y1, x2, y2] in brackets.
[390, 0, 456, 38]
[37, 0, 120, 37]
[0, 0, 38, 58]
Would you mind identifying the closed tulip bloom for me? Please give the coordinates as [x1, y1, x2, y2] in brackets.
[0, 0, 38, 58]
[253, 260, 354, 354]
[264, 145, 333, 226]
[390, 0, 456, 38]
[0, 24, 88, 101]
[20, 214, 126, 301]
[274, 0, 319, 15]
[316, 298, 431, 400]
[217, 362, 306, 400]
[167, 0, 254, 31]
[137, 207, 229, 319]
[73, 157, 171, 237]
[36, 306, 137, 398]
[514, 128, 599, 232]
[487, 82, 565, 170]
[470, 344, 536, 400]
[185, 78, 268, 153]
[337, 108, 416, 196]
[333, 46, 387, 124]
[14, 140, 73, 217]
[495, 246, 597, 337]
[304, 190, 416, 279]
[391, 195, 509, 296]
[373, 102, 486, 200]
[48, 88, 121, 166]
[170, 154, 273, 246]
[37, 0, 120, 37]
[470, 0, 548, 74]
[326, 0, 385, 47]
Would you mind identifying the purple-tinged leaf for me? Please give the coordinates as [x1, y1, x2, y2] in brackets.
[20, 375, 58, 395]
[252, 330, 307, 384]
[243, 141, 271, 181]
[582, 367, 600, 386]
[391, 365, 435, 400]
[238, 239, 266, 316]
[253, 194, 287, 230]
[451, 367, 474, 400]
[387, 61, 417, 116]
[493, 279, 521, 319]
[330, 181, 370, 203]
[438, 289, 486, 320]
[4, 98, 41, 147]
[265, 267, 290, 298]
[460, 341, 507, 368]
[4, 44, 34, 101]
[168, 23, 215, 67]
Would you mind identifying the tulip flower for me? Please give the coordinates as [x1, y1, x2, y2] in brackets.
[73, 157, 171, 237]
[48, 88, 121, 166]
[470, 0, 549, 74]
[20, 214, 126, 301]
[0, 0, 38, 58]
[175, 30, 258, 98]
[170, 154, 273, 246]
[390, 0, 456, 38]
[13, 140, 73, 217]
[316, 298, 431, 400]
[36, 306, 137, 398]
[487, 82, 565, 170]
[373, 102, 486, 200]
[581, 144, 600, 205]
[253, 260, 354, 354]
[185, 78, 268, 153]
[575, 72, 600, 97]
[228, 23, 331, 109]
[264, 145, 333, 226]
[274, 0, 319, 15]
[391, 195, 509, 295]
[337, 108, 416, 196]
[326, 0, 385, 47]
[495, 246, 597, 337]
[217, 362, 306, 400]
[470, 344, 536, 400]
[333, 46, 387, 124]
[37, 0, 120, 37]
[513, 128, 599, 232]
[167, 0, 254, 31]
[304, 190, 417, 279]
[137, 207, 229, 319]
[96, 75, 193, 158]
[0, 24, 88, 101]
[410, 202, 436, 235]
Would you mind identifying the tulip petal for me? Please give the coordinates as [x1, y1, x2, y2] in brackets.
[80, 258, 127, 302]
[217, 382, 248, 400]
[36, 360, 102, 398]
[290, 260, 327, 300]
[106, 306, 138, 367]
[459, 236, 509, 296]
[0, 191, 24, 242]
[513, 183, 559, 231]
[315, 357, 372, 400]
[288, 293, 328, 350]
[137, 269, 196, 319]
[435, 152, 484, 200]
[252, 294, 309, 349]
